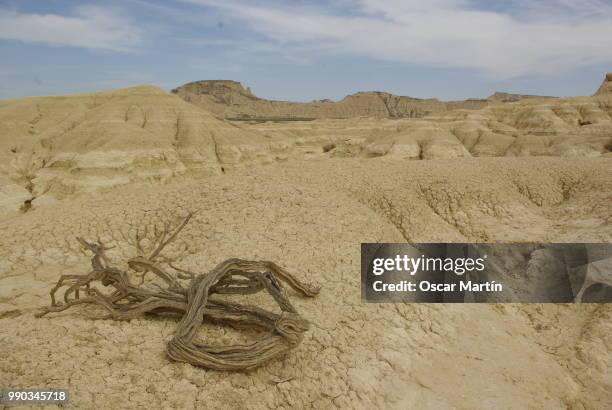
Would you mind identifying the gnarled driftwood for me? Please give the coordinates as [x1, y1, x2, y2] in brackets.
[36, 212, 320, 371]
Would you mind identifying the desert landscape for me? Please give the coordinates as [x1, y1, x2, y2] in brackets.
[0, 73, 611, 408]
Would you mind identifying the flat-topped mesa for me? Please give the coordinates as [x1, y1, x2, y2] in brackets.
[594, 73, 612, 96]
[173, 80, 259, 102]
[487, 92, 555, 102]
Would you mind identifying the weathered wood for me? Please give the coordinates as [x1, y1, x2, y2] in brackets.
[36, 212, 320, 371]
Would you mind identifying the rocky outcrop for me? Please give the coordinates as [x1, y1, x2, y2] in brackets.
[172, 80, 489, 120]
[594, 73, 612, 96]
[487, 92, 555, 102]
[172, 80, 562, 121]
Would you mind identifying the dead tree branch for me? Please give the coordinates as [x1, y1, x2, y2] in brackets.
[36, 212, 320, 371]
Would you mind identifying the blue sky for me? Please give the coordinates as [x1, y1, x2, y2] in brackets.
[1, 0, 611, 101]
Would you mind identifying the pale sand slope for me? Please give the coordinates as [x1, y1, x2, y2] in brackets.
[1, 158, 610, 409]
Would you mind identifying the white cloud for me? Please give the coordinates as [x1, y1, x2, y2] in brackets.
[0, 6, 142, 51]
[180, 0, 612, 78]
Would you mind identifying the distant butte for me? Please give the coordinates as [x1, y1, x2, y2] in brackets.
[595, 73, 612, 96]
[171, 80, 563, 121]
[172, 80, 498, 121]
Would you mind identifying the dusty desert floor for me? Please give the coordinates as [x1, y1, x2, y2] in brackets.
[1, 75, 611, 409]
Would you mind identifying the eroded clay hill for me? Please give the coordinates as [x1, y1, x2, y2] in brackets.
[244, 73, 612, 160]
[1, 74, 611, 218]
[2, 75, 612, 217]
[0, 85, 281, 215]
[172, 80, 492, 120]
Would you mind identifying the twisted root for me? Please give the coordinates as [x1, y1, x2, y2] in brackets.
[36, 212, 320, 371]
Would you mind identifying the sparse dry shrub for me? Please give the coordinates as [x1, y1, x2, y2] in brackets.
[6, 151, 48, 192]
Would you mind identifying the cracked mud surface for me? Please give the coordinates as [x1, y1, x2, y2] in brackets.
[1, 158, 611, 409]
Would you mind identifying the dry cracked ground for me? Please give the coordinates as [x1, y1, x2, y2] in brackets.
[0, 75, 611, 409]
